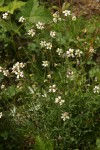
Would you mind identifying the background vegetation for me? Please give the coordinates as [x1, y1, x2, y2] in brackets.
[0, 0, 100, 149]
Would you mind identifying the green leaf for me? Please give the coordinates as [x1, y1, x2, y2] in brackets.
[1, 131, 8, 140]
[34, 136, 53, 150]
[96, 138, 100, 150]
[89, 67, 100, 78]
[5, 85, 16, 98]
[8, 0, 26, 14]
[34, 136, 45, 150]
[0, 0, 4, 6]
[20, 0, 52, 23]
[62, 2, 70, 11]
[0, 5, 7, 11]
[0, 0, 26, 14]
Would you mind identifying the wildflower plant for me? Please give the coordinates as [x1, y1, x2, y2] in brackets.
[0, 0, 100, 149]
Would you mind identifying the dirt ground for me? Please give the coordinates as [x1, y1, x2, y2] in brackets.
[41, 0, 100, 16]
[68, 0, 100, 17]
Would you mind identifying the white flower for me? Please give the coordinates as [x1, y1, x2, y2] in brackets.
[27, 29, 35, 37]
[63, 10, 71, 16]
[1, 84, 5, 89]
[16, 71, 24, 79]
[58, 17, 62, 21]
[61, 112, 70, 121]
[66, 70, 74, 80]
[19, 62, 25, 68]
[72, 16, 76, 21]
[53, 12, 61, 23]
[42, 61, 49, 67]
[10, 106, 16, 117]
[54, 63, 58, 67]
[65, 48, 83, 58]
[12, 62, 25, 79]
[42, 90, 47, 98]
[53, 12, 59, 18]
[36, 21, 44, 30]
[40, 41, 52, 50]
[53, 18, 57, 23]
[17, 84, 22, 90]
[66, 48, 74, 58]
[0, 66, 9, 76]
[2, 12, 9, 19]
[89, 47, 95, 53]
[40, 41, 47, 48]
[93, 85, 100, 93]
[75, 49, 83, 57]
[19, 16, 26, 23]
[47, 74, 51, 79]
[3, 70, 9, 76]
[56, 48, 63, 55]
[49, 84, 57, 93]
[55, 96, 65, 105]
[46, 42, 52, 50]
[0, 112, 2, 118]
[55, 96, 61, 103]
[50, 31, 56, 38]
[44, 79, 47, 83]
[60, 100, 65, 105]
[12, 62, 25, 71]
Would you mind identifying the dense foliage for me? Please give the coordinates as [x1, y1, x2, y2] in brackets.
[0, 0, 100, 149]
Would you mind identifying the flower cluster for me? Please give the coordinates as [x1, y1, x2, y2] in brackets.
[49, 84, 57, 93]
[63, 10, 71, 16]
[46, 42, 52, 49]
[75, 49, 83, 57]
[40, 41, 52, 50]
[66, 48, 74, 58]
[27, 29, 35, 37]
[89, 47, 95, 53]
[36, 21, 44, 30]
[56, 48, 63, 56]
[1, 84, 5, 89]
[93, 85, 100, 93]
[47, 74, 52, 79]
[42, 61, 49, 67]
[66, 70, 74, 80]
[52, 11, 61, 23]
[19, 16, 26, 23]
[72, 16, 76, 21]
[2, 12, 9, 19]
[0, 66, 9, 76]
[61, 112, 70, 121]
[50, 31, 56, 38]
[55, 96, 65, 105]
[65, 48, 83, 58]
[12, 62, 25, 79]
[40, 41, 47, 48]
